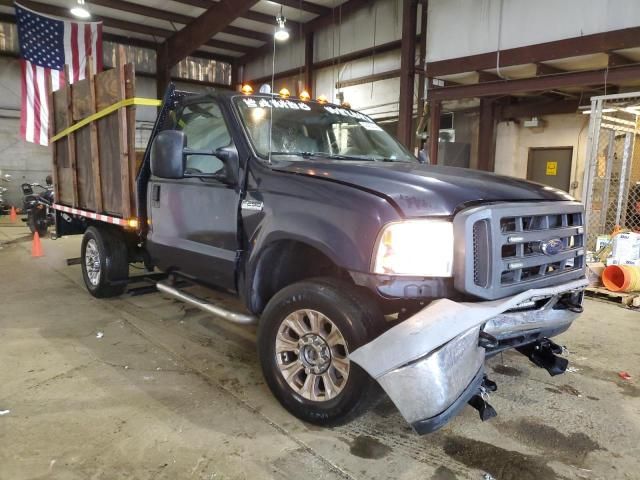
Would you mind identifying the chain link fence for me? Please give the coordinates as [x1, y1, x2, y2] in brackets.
[582, 93, 640, 250]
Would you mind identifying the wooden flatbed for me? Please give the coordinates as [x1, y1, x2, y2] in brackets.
[49, 49, 157, 226]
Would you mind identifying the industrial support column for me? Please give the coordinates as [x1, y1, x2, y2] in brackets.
[231, 63, 239, 91]
[478, 97, 497, 171]
[416, 1, 429, 119]
[397, 0, 418, 149]
[155, 0, 259, 98]
[428, 99, 441, 165]
[305, 32, 314, 95]
[156, 43, 171, 100]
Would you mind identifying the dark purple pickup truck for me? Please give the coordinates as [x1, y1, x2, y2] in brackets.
[57, 85, 587, 434]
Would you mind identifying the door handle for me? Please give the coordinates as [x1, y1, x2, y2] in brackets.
[152, 184, 161, 207]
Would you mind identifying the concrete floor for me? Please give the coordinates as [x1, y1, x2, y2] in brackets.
[1, 218, 639, 480]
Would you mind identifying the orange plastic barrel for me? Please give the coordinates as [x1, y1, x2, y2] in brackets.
[602, 265, 640, 292]
[629, 266, 640, 291]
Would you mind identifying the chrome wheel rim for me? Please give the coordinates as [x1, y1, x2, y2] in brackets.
[275, 309, 350, 402]
[85, 239, 101, 286]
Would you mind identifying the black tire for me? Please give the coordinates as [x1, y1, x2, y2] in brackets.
[81, 226, 129, 298]
[258, 277, 385, 426]
[27, 209, 48, 237]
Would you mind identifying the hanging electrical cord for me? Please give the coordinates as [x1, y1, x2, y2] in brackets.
[370, 2, 378, 99]
[330, 0, 337, 102]
[330, 1, 345, 103]
[298, 0, 303, 91]
[495, 0, 508, 80]
[268, 31, 276, 165]
[267, 6, 285, 165]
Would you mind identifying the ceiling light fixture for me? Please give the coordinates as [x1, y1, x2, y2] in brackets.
[274, 6, 289, 42]
[70, 0, 91, 19]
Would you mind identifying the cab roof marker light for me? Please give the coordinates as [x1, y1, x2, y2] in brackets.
[299, 90, 310, 101]
[279, 88, 290, 98]
[317, 95, 328, 104]
[127, 218, 139, 228]
[241, 84, 253, 95]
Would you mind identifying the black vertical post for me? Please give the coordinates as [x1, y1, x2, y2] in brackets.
[397, 0, 418, 149]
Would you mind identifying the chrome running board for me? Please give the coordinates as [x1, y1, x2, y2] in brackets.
[156, 281, 257, 325]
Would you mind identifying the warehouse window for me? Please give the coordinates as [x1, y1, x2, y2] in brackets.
[0, 22, 17, 53]
[103, 42, 231, 85]
[103, 42, 156, 74]
[0, 23, 231, 85]
[172, 56, 232, 86]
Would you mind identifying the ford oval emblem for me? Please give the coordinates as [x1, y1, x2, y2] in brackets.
[541, 238, 564, 256]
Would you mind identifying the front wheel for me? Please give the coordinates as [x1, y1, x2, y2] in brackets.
[81, 226, 129, 298]
[258, 278, 385, 426]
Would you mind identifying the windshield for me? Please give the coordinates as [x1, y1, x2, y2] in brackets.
[234, 95, 416, 162]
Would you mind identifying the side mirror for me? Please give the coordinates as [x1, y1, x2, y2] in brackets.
[151, 130, 186, 179]
[182, 145, 239, 185]
[214, 146, 239, 185]
[21, 183, 34, 195]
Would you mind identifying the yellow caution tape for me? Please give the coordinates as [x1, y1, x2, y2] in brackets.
[50, 97, 162, 143]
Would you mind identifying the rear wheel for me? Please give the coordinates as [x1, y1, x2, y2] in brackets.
[258, 278, 385, 426]
[27, 208, 48, 237]
[81, 226, 129, 298]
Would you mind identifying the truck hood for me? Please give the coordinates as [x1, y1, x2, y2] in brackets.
[272, 160, 574, 217]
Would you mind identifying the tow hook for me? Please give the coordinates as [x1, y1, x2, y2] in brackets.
[555, 297, 584, 313]
[468, 375, 498, 422]
[517, 338, 568, 376]
[478, 331, 499, 349]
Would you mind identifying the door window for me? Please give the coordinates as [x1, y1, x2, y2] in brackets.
[177, 102, 232, 175]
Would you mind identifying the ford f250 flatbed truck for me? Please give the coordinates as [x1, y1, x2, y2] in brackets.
[52, 81, 587, 434]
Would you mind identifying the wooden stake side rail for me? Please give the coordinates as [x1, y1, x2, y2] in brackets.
[49, 48, 158, 223]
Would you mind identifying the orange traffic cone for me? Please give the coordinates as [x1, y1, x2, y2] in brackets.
[31, 231, 43, 258]
[9, 206, 17, 223]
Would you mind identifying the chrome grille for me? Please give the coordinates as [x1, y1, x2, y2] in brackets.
[472, 219, 490, 288]
[454, 202, 586, 300]
[498, 212, 584, 286]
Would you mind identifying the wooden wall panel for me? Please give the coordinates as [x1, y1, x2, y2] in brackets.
[71, 78, 96, 210]
[124, 63, 137, 215]
[51, 83, 76, 205]
[50, 57, 137, 219]
[95, 67, 127, 216]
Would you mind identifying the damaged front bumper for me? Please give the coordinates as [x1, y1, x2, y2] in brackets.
[349, 277, 588, 434]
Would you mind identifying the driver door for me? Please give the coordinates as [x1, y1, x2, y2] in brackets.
[147, 100, 240, 290]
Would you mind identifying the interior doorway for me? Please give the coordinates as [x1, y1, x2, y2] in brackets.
[527, 147, 573, 192]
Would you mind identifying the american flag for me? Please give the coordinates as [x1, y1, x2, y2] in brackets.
[15, 3, 103, 146]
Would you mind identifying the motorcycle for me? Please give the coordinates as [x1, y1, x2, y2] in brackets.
[21, 175, 55, 237]
[0, 173, 11, 215]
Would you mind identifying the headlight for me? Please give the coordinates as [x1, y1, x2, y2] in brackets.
[372, 220, 454, 277]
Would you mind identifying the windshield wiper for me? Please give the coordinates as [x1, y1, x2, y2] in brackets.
[371, 157, 414, 163]
[270, 151, 375, 161]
